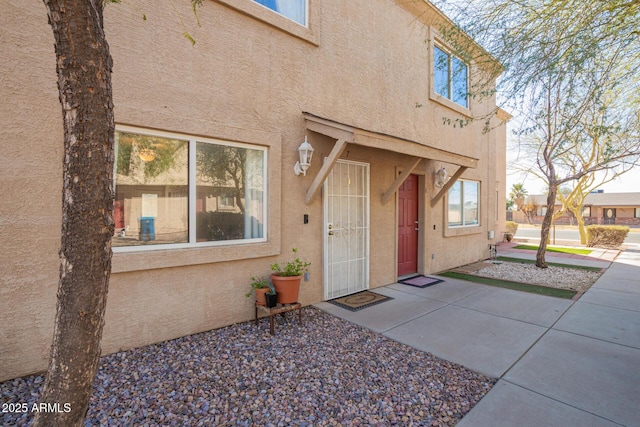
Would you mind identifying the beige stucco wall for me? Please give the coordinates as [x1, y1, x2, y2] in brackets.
[0, 0, 506, 381]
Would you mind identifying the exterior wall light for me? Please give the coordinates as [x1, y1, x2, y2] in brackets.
[294, 136, 314, 176]
[434, 166, 448, 189]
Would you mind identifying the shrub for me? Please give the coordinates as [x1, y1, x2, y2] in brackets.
[586, 225, 629, 248]
[505, 221, 518, 235]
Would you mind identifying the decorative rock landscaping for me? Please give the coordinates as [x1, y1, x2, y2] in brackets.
[1, 307, 494, 426]
[476, 260, 602, 293]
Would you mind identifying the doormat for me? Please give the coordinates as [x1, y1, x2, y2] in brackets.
[329, 291, 393, 312]
[398, 275, 444, 288]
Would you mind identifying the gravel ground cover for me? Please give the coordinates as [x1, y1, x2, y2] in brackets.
[475, 260, 602, 293]
[1, 307, 494, 426]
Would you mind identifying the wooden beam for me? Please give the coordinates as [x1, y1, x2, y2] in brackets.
[354, 131, 478, 169]
[305, 139, 348, 205]
[430, 166, 468, 207]
[304, 115, 355, 142]
[381, 157, 422, 205]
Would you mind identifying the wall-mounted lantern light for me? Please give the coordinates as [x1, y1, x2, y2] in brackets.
[434, 166, 448, 189]
[294, 136, 314, 176]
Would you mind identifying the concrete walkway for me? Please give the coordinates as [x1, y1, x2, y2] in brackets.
[315, 246, 640, 426]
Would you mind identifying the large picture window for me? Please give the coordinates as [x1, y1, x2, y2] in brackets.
[433, 45, 468, 108]
[113, 128, 267, 249]
[253, 0, 307, 26]
[448, 180, 479, 227]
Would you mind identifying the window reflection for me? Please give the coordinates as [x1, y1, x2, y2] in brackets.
[113, 132, 188, 246]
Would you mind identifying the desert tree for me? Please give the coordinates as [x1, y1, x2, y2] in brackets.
[432, 0, 640, 267]
[35, 1, 201, 426]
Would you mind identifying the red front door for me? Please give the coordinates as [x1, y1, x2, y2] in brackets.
[398, 174, 419, 276]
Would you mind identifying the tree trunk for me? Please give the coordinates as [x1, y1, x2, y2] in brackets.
[35, 1, 114, 426]
[536, 185, 557, 268]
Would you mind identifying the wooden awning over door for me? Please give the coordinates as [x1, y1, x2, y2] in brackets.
[302, 112, 478, 206]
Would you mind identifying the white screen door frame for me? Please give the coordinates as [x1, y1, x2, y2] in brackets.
[323, 160, 370, 300]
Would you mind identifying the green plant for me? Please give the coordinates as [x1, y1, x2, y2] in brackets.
[270, 248, 311, 277]
[505, 221, 518, 235]
[245, 276, 268, 298]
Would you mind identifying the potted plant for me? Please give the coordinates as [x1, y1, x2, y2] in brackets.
[265, 282, 278, 308]
[245, 276, 269, 306]
[270, 248, 311, 304]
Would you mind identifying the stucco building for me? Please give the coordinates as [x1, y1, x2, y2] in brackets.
[0, 0, 507, 381]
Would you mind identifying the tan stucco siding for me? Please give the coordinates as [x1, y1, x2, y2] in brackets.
[0, 0, 505, 381]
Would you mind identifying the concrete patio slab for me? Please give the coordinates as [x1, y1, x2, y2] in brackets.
[315, 247, 640, 426]
[553, 301, 640, 349]
[454, 286, 573, 327]
[591, 276, 640, 294]
[504, 329, 640, 427]
[578, 288, 640, 312]
[388, 277, 486, 303]
[384, 305, 547, 378]
[457, 380, 620, 427]
[314, 288, 446, 333]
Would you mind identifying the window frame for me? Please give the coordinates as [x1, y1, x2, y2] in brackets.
[217, 0, 319, 45]
[113, 126, 268, 253]
[252, 0, 308, 27]
[447, 179, 480, 229]
[433, 44, 469, 109]
[429, 30, 473, 117]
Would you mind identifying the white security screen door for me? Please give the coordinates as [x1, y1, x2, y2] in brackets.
[323, 160, 370, 300]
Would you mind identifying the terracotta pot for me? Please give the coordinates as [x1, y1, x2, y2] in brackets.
[271, 274, 302, 304]
[254, 287, 269, 306]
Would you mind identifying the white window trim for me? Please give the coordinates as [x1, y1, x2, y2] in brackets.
[429, 30, 473, 117]
[252, 0, 309, 27]
[217, 0, 319, 45]
[114, 125, 268, 253]
[447, 179, 480, 229]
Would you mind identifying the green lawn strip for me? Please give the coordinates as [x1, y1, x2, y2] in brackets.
[440, 271, 577, 299]
[496, 256, 603, 272]
[512, 244, 592, 255]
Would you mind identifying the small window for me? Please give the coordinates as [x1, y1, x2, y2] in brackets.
[114, 129, 267, 249]
[583, 206, 592, 218]
[635, 207, 640, 218]
[448, 180, 479, 227]
[253, 0, 307, 26]
[433, 45, 469, 108]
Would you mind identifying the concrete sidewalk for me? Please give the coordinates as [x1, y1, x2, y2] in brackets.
[315, 247, 640, 426]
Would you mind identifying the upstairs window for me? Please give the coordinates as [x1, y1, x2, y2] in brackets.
[253, 0, 307, 26]
[434, 45, 468, 108]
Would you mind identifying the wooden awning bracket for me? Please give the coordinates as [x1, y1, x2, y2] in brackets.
[430, 166, 468, 207]
[381, 157, 422, 205]
[304, 138, 348, 205]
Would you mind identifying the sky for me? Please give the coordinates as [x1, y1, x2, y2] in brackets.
[507, 167, 640, 196]
[506, 135, 640, 196]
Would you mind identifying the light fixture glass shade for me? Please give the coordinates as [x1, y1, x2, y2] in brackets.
[294, 136, 314, 176]
[434, 166, 448, 188]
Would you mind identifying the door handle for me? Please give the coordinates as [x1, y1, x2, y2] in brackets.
[415, 221, 419, 231]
